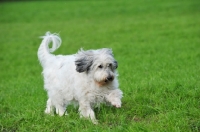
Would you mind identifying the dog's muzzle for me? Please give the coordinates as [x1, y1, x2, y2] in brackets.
[105, 76, 114, 82]
[96, 75, 114, 87]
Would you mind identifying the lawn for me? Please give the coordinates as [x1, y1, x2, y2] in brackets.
[0, 0, 200, 131]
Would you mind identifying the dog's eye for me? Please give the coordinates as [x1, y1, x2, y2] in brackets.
[108, 63, 112, 67]
[98, 65, 103, 68]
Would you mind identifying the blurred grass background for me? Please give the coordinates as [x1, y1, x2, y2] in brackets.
[0, 0, 200, 131]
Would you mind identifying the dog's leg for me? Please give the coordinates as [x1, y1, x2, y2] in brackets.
[79, 101, 98, 124]
[45, 98, 67, 116]
[106, 89, 123, 108]
[45, 98, 55, 115]
[55, 104, 66, 116]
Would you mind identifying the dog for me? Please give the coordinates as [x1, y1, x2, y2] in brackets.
[37, 32, 123, 124]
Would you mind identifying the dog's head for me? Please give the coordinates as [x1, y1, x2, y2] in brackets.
[75, 48, 118, 87]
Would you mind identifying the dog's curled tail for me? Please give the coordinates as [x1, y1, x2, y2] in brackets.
[38, 31, 61, 66]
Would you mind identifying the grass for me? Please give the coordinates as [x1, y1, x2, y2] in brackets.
[0, 0, 200, 131]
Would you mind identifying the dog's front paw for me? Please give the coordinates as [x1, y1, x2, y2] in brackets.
[111, 99, 121, 108]
[106, 89, 123, 108]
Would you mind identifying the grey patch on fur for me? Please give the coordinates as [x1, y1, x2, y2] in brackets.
[75, 57, 93, 73]
[113, 61, 118, 69]
[75, 49, 94, 73]
[59, 62, 65, 69]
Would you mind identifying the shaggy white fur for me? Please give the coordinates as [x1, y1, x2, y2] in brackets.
[37, 32, 123, 124]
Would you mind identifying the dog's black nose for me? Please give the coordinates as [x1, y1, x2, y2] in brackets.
[106, 76, 113, 81]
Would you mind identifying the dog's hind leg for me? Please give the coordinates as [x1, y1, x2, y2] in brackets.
[55, 105, 66, 116]
[45, 98, 67, 116]
[79, 101, 98, 124]
[45, 98, 55, 115]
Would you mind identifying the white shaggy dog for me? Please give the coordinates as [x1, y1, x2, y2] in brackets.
[37, 32, 123, 124]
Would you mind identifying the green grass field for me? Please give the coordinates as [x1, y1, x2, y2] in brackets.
[0, 0, 200, 131]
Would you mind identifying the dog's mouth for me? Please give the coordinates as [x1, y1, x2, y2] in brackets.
[96, 76, 114, 87]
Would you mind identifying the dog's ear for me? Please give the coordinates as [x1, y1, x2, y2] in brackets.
[75, 57, 93, 73]
[113, 60, 118, 69]
[75, 49, 94, 73]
